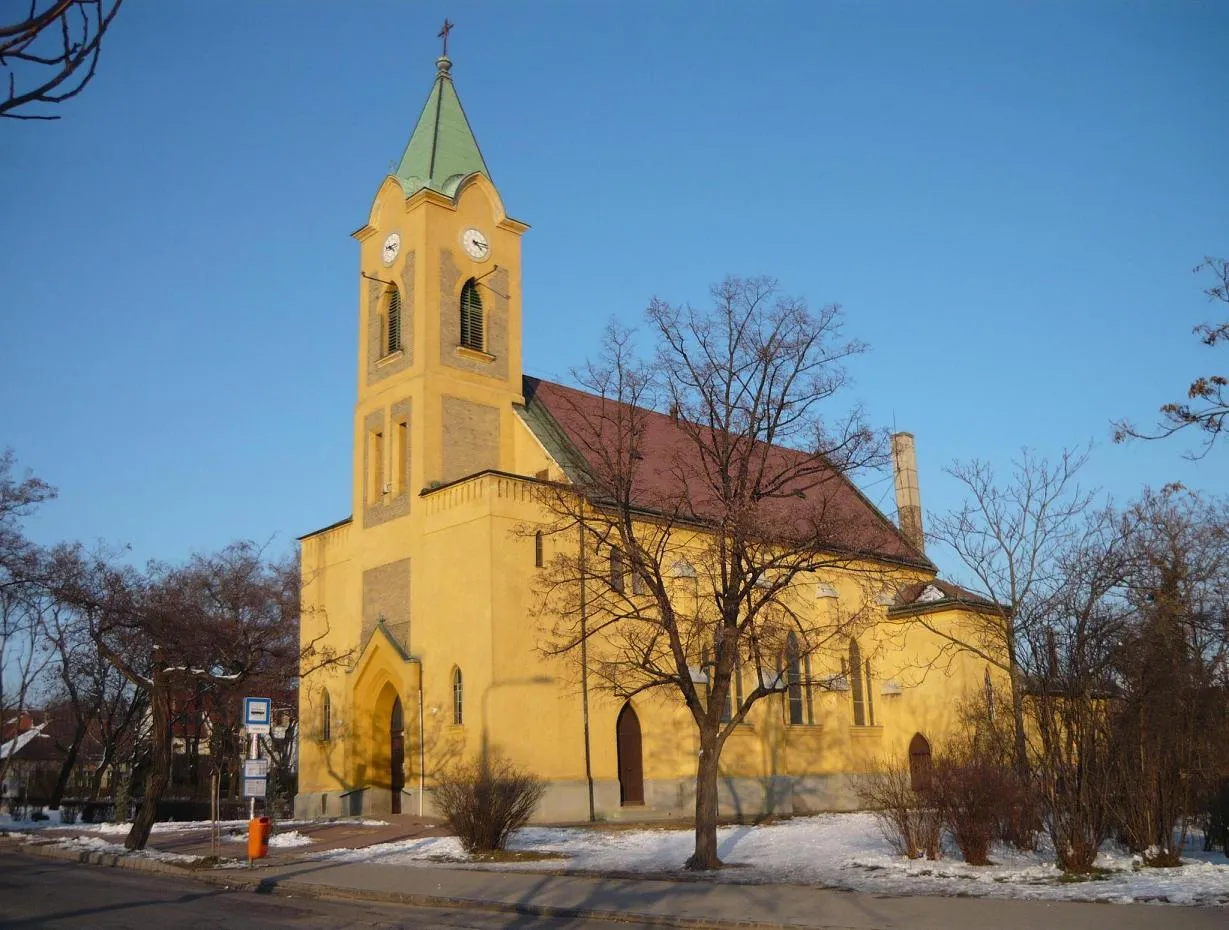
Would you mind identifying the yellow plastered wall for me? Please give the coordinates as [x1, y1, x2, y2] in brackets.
[296, 161, 1006, 818]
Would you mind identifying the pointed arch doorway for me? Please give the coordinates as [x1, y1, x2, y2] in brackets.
[390, 696, 405, 814]
[909, 733, 932, 792]
[616, 703, 644, 806]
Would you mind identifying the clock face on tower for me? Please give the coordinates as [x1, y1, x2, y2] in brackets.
[461, 227, 490, 261]
[381, 232, 401, 266]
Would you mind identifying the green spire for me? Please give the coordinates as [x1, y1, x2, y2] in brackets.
[394, 55, 490, 198]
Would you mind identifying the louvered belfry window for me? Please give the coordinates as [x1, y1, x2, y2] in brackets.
[385, 286, 402, 355]
[460, 278, 484, 351]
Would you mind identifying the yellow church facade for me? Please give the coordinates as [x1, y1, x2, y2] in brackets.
[295, 51, 1001, 822]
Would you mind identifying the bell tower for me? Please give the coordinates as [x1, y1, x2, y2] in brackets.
[349, 40, 528, 528]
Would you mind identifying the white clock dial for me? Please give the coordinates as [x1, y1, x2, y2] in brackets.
[461, 227, 490, 261]
[381, 232, 401, 265]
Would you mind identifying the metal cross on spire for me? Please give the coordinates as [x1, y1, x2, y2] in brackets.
[438, 18, 454, 57]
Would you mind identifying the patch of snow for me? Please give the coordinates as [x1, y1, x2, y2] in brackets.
[49, 834, 202, 864]
[312, 813, 1229, 906]
[268, 830, 314, 849]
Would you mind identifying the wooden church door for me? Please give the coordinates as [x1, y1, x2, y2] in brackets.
[616, 703, 644, 806]
[390, 697, 405, 814]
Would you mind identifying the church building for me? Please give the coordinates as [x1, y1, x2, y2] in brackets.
[295, 46, 1000, 822]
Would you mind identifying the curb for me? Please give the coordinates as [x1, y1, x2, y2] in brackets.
[11, 842, 802, 930]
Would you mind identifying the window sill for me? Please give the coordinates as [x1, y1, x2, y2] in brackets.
[786, 722, 822, 730]
[455, 345, 495, 363]
[849, 726, 884, 738]
[376, 349, 405, 368]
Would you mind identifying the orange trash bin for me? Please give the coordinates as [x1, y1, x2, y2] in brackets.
[247, 816, 270, 860]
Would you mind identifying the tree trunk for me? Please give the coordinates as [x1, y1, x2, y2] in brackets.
[1008, 663, 1029, 780]
[48, 718, 89, 809]
[685, 728, 723, 871]
[126, 670, 170, 851]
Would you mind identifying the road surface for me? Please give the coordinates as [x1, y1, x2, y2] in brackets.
[0, 851, 656, 929]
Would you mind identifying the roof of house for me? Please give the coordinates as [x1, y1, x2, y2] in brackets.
[889, 579, 1001, 614]
[521, 376, 934, 569]
[394, 55, 489, 199]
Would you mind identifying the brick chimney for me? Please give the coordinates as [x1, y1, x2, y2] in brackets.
[891, 432, 925, 553]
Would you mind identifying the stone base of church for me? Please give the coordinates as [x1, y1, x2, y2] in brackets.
[294, 787, 409, 820]
[295, 773, 861, 825]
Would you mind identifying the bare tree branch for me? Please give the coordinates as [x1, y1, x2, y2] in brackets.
[0, 0, 123, 120]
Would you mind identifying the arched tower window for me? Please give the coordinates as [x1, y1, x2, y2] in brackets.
[452, 667, 464, 725]
[850, 638, 867, 726]
[460, 278, 484, 351]
[384, 285, 402, 355]
[321, 689, 332, 741]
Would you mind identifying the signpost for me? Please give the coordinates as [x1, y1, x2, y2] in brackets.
[242, 697, 272, 818]
[243, 697, 272, 734]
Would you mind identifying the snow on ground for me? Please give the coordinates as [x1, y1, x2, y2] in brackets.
[268, 830, 314, 849]
[42, 834, 202, 865]
[21, 816, 388, 835]
[315, 812, 1229, 906]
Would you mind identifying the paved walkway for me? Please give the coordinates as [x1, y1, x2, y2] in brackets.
[236, 859, 1226, 929]
[33, 814, 447, 862]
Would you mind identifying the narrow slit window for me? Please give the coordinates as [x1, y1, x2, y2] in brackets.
[395, 421, 408, 493]
[865, 657, 875, 726]
[321, 690, 332, 741]
[786, 633, 804, 725]
[804, 654, 815, 724]
[850, 639, 866, 726]
[534, 530, 544, 568]
[371, 431, 385, 499]
[385, 285, 402, 355]
[610, 547, 625, 593]
[452, 667, 463, 725]
[460, 278, 484, 351]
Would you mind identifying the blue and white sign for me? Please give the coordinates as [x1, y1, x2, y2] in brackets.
[243, 696, 273, 734]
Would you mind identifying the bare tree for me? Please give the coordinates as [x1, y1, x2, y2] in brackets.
[910, 448, 1093, 776]
[535, 277, 901, 870]
[41, 587, 141, 809]
[0, 451, 57, 796]
[1111, 487, 1229, 864]
[1028, 509, 1132, 873]
[56, 541, 337, 850]
[1, 1, 124, 120]
[1115, 257, 1229, 458]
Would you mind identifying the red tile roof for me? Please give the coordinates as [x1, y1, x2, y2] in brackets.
[522, 376, 932, 568]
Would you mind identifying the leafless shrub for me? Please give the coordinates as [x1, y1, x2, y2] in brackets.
[926, 754, 1008, 866]
[956, 689, 1041, 851]
[1199, 778, 1229, 855]
[853, 764, 941, 860]
[433, 758, 545, 854]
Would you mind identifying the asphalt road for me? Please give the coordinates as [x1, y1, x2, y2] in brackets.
[0, 852, 659, 929]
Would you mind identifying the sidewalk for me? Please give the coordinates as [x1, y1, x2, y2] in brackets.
[20, 813, 447, 863]
[12, 837, 1226, 930]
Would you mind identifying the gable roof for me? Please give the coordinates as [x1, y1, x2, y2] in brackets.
[394, 55, 490, 199]
[521, 376, 933, 569]
[889, 579, 1001, 615]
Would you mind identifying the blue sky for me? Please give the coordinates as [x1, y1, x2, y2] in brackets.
[2, 1, 1226, 570]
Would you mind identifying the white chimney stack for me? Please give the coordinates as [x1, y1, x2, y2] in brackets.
[891, 432, 924, 554]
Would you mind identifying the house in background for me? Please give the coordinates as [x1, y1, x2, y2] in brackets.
[295, 47, 1003, 822]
